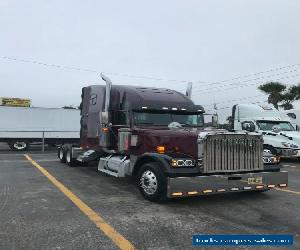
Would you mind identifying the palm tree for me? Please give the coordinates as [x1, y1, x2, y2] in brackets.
[279, 86, 297, 110]
[291, 84, 300, 99]
[258, 82, 286, 109]
[258, 82, 300, 110]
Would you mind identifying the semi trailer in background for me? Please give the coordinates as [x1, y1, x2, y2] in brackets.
[58, 75, 287, 201]
[0, 106, 80, 150]
[232, 104, 300, 158]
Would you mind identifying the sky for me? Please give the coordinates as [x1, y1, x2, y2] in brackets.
[0, 0, 300, 122]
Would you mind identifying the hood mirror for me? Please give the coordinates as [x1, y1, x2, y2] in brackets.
[242, 121, 256, 132]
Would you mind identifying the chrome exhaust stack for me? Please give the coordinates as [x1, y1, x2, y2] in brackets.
[99, 73, 113, 150]
[100, 73, 112, 112]
[186, 82, 193, 99]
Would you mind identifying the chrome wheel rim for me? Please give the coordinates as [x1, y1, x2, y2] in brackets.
[140, 170, 158, 195]
[59, 149, 64, 159]
[66, 151, 71, 163]
[13, 142, 26, 150]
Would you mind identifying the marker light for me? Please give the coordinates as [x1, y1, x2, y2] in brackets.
[268, 185, 276, 188]
[188, 191, 198, 195]
[279, 183, 287, 187]
[217, 189, 226, 192]
[203, 189, 213, 194]
[172, 192, 183, 196]
[256, 185, 265, 189]
[156, 146, 165, 154]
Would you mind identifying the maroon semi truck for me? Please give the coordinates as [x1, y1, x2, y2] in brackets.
[58, 74, 288, 201]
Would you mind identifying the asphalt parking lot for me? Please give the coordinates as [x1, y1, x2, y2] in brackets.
[0, 144, 300, 249]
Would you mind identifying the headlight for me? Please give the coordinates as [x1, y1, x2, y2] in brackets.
[263, 156, 280, 164]
[171, 159, 195, 167]
[281, 142, 298, 148]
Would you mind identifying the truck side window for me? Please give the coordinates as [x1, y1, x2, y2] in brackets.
[112, 111, 129, 126]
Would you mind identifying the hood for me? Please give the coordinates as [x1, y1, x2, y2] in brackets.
[258, 130, 300, 149]
[132, 127, 237, 158]
[133, 127, 199, 158]
[278, 131, 300, 146]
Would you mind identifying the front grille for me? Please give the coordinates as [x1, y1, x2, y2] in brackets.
[203, 134, 263, 173]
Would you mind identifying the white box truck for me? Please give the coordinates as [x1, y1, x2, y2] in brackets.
[232, 104, 300, 158]
[0, 106, 80, 150]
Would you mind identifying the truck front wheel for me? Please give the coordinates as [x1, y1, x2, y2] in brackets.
[8, 141, 29, 151]
[137, 162, 167, 202]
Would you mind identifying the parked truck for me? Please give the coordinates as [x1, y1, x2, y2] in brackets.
[232, 104, 300, 158]
[0, 106, 80, 150]
[58, 75, 288, 201]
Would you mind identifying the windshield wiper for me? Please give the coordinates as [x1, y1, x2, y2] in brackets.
[179, 123, 192, 127]
[136, 122, 155, 125]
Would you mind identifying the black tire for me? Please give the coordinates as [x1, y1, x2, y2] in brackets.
[137, 162, 167, 202]
[65, 147, 76, 167]
[58, 147, 66, 163]
[8, 141, 29, 151]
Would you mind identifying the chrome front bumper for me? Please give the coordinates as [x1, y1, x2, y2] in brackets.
[276, 148, 299, 157]
[167, 171, 288, 198]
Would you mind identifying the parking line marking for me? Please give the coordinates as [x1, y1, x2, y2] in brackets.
[275, 188, 300, 195]
[282, 164, 297, 168]
[24, 154, 135, 250]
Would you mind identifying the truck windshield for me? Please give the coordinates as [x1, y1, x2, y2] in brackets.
[256, 120, 295, 131]
[133, 112, 204, 127]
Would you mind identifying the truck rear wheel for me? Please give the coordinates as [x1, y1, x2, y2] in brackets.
[66, 147, 76, 167]
[8, 141, 29, 151]
[137, 162, 167, 202]
[58, 147, 66, 163]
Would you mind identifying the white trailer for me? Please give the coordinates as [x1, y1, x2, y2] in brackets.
[0, 106, 80, 150]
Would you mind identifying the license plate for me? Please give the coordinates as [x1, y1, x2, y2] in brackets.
[248, 177, 263, 184]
